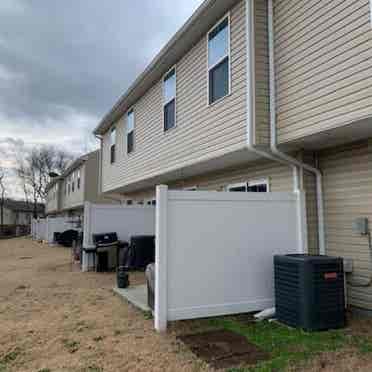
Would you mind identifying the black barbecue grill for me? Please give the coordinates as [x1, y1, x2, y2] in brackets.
[89, 232, 127, 272]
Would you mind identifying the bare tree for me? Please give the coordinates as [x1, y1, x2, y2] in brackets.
[15, 145, 74, 218]
[0, 168, 6, 232]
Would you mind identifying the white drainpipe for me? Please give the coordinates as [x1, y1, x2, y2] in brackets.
[244, 0, 299, 191]
[245, 0, 325, 255]
[267, 0, 326, 254]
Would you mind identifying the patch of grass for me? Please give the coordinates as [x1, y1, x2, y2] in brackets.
[0, 348, 21, 365]
[38, 369, 51, 372]
[351, 335, 372, 354]
[0, 347, 22, 372]
[114, 329, 122, 336]
[207, 318, 348, 372]
[93, 336, 104, 342]
[84, 365, 103, 372]
[143, 311, 153, 320]
[62, 339, 80, 353]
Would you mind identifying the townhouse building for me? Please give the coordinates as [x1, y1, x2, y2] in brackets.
[46, 150, 118, 218]
[93, 0, 372, 310]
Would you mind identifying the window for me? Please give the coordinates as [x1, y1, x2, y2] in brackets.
[227, 179, 269, 193]
[127, 109, 134, 154]
[71, 172, 75, 192]
[228, 183, 247, 192]
[163, 68, 176, 131]
[110, 127, 116, 163]
[147, 199, 156, 206]
[126, 200, 133, 206]
[208, 16, 230, 105]
[184, 186, 198, 191]
[77, 169, 81, 189]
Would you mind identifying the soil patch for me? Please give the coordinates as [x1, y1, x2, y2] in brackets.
[178, 329, 269, 369]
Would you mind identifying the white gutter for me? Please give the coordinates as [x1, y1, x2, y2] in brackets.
[267, 0, 326, 254]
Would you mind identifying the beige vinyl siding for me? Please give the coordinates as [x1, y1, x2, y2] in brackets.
[126, 155, 322, 254]
[46, 194, 58, 214]
[254, 0, 270, 145]
[319, 140, 372, 310]
[274, 0, 372, 143]
[101, 0, 248, 193]
[61, 165, 85, 210]
[124, 158, 293, 201]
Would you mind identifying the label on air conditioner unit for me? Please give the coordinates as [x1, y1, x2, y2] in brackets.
[324, 272, 338, 280]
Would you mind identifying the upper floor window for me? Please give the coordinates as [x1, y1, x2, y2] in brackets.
[163, 68, 176, 131]
[110, 127, 116, 163]
[127, 109, 134, 154]
[208, 16, 230, 105]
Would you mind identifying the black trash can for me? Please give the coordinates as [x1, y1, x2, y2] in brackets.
[146, 263, 155, 310]
[117, 266, 129, 288]
[130, 235, 155, 270]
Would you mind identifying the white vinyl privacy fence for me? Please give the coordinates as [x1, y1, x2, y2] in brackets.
[45, 216, 78, 244]
[31, 218, 47, 241]
[82, 202, 156, 271]
[155, 185, 307, 331]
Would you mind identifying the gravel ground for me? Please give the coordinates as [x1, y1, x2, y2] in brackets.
[0, 238, 212, 372]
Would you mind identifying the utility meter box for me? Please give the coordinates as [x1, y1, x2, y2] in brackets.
[352, 217, 369, 235]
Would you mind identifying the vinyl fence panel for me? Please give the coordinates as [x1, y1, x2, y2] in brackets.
[155, 185, 306, 331]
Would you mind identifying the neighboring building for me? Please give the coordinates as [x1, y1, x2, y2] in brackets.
[46, 150, 119, 218]
[1, 199, 44, 226]
[93, 0, 372, 311]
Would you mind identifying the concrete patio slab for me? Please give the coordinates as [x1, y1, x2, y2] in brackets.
[113, 284, 150, 312]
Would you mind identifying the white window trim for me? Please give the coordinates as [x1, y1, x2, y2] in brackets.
[207, 13, 231, 107]
[126, 107, 135, 154]
[227, 179, 270, 192]
[163, 65, 177, 132]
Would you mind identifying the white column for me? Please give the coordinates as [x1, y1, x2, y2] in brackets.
[155, 185, 168, 332]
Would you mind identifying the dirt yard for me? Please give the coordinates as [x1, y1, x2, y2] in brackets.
[0, 238, 212, 372]
[2, 238, 372, 372]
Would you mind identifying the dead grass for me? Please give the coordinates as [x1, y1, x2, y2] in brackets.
[0, 238, 211, 372]
[1, 238, 372, 372]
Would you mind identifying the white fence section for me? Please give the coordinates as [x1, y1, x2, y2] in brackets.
[155, 185, 307, 331]
[45, 217, 76, 244]
[31, 219, 37, 239]
[32, 218, 47, 241]
[82, 202, 156, 271]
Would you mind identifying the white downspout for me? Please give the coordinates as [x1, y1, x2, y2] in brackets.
[267, 0, 326, 254]
[244, 0, 300, 192]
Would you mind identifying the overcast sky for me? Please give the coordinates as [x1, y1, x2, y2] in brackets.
[0, 0, 203, 198]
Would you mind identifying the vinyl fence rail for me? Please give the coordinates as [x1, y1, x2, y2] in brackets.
[154, 185, 307, 332]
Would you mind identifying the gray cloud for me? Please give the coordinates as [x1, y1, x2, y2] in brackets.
[0, 0, 203, 198]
